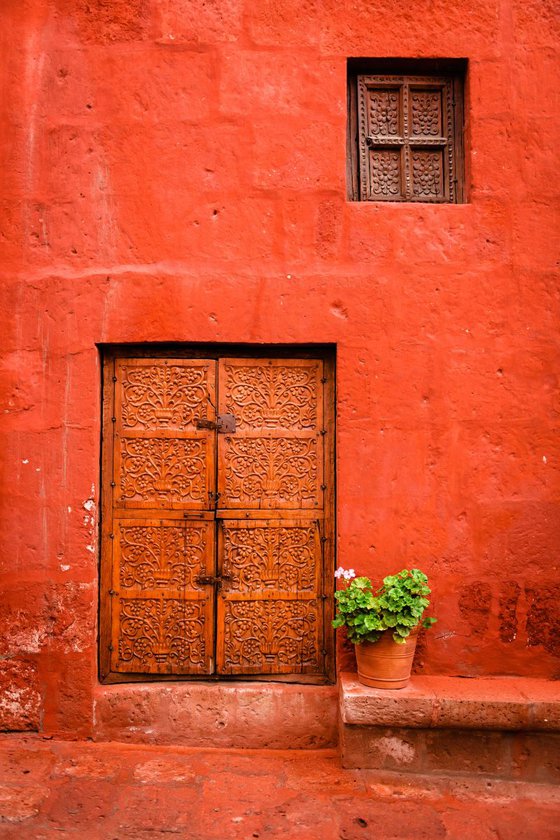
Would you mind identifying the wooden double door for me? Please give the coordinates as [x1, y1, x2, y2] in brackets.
[100, 352, 334, 683]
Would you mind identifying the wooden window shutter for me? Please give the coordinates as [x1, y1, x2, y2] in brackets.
[353, 70, 463, 203]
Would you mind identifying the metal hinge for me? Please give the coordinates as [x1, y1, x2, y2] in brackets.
[195, 413, 236, 433]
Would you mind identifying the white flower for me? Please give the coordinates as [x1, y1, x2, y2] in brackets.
[335, 567, 356, 581]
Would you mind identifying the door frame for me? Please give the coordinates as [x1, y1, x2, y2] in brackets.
[98, 344, 336, 685]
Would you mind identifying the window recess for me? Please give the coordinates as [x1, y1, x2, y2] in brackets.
[348, 59, 466, 203]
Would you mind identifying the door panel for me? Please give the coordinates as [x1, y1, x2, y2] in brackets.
[114, 359, 216, 510]
[111, 518, 215, 674]
[219, 519, 321, 593]
[217, 359, 324, 510]
[215, 519, 323, 675]
[101, 352, 333, 682]
[108, 358, 217, 676]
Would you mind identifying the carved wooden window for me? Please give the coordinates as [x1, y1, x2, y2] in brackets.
[348, 65, 465, 203]
[100, 352, 335, 684]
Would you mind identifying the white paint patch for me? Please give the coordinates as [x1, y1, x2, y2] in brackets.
[9, 626, 43, 654]
[83, 498, 96, 527]
[0, 688, 33, 717]
[67, 506, 72, 513]
[94, 163, 119, 259]
[375, 736, 416, 764]
[22, 459, 29, 465]
[60, 564, 70, 572]
[133, 760, 195, 784]
[82, 494, 98, 557]
[23, 35, 47, 182]
[543, 456, 547, 464]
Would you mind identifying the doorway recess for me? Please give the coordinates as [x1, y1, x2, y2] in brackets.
[99, 345, 336, 684]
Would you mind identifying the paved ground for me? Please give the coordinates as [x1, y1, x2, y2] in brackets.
[0, 736, 559, 839]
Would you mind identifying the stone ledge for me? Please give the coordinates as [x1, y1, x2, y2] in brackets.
[340, 673, 560, 731]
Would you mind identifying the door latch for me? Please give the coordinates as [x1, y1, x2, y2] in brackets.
[195, 413, 236, 433]
[195, 573, 232, 586]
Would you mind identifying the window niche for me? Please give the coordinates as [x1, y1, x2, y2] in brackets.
[347, 58, 467, 203]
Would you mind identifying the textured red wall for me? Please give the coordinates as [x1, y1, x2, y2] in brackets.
[1, 0, 559, 737]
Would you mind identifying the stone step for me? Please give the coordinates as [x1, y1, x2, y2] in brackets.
[339, 673, 560, 783]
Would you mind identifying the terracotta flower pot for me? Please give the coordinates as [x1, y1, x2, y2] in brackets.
[354, 627, 419, 689]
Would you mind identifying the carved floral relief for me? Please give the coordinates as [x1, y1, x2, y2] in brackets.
[223, 364, 318, 430]
[412, 151, 443, 197]
[222, 524, 316, 591]
[118, 438, 207, 503]
[106, 355, 329, 678]
[119, 523, 208, 590]
[221, 601, 320, 671]
[368, 90, 399, 135]
[370, 151, 401, 196]
[120, 364, 210, 429]
[358, 75, 455, 202]
[118, 598, 206, 669]
[410, 91, 442, 136]
[223, 438, 318, 506]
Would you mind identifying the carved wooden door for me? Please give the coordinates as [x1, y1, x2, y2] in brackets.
[100, 354, 333, 683]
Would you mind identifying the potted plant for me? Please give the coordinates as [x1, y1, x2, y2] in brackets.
[333, 567, 436, 689]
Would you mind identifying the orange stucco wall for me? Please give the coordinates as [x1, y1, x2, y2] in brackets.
[1, 0, 559, 738]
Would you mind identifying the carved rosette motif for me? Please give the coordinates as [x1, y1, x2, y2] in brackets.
[118, 598, 205, 668]
[120, 364, 210, 428]
[118, 438, 206, 503]
[371, 151, 401, 196]
[222, 601, 319, 670]
[223, 365, 317, 430]
[119, 524, 207, 589]
[222, 525, 316, 591]
[410, 91, 441, 136]
[368, 90, 399, 135]
[412, 152, 442, 198]
[224, 438, 318, 506]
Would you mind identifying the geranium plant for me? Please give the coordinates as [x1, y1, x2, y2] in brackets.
[333, 567, 436, 645]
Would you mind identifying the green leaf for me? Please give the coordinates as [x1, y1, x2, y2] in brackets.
[332, 566, 435, 644]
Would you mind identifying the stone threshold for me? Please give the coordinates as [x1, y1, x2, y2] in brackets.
[92, 681, 339, 749]
[339, 673, 560, 783]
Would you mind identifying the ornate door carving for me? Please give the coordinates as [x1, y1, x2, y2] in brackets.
[100, 354, 333, 682]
